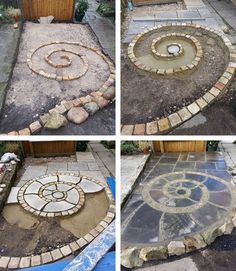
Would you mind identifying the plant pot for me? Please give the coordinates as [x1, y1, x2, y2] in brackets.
[75, 11, 85, 22]
[13, 15, 20, 22]
[76, 142, 88, 152]
[143, 148, 150, 155]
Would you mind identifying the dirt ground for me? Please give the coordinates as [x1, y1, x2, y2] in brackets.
[170, 79, 236, 135]
[121, 31, 227, 124]
[0, 22, 112, 134]
[0, 190, 109, 258]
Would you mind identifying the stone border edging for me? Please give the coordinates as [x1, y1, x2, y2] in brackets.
[121, 23, 236, 135]
[1, 41, 115, 135]
[0, 173, 116, 269]
[121, 170, 236, 268]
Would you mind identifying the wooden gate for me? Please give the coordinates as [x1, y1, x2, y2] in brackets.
[153, 141, 206, 153]
[22, 141, 76, 157]
[21, 0, 75, 21]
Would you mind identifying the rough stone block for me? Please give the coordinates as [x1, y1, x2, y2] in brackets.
[158, 118, 170, 133]
[178, 107, 192, 121]
[29, 121, 42, 134]
[168, 113, 181, 127]
[168, 241, 185, 256]
[121, 125, 134, 135]
[146, 121, 158, 135]
[133, 124, 145, 135]
[187, 102, 200, 115]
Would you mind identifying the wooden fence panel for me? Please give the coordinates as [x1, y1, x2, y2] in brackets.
[22, 141, 76, 157]
[153, 141, 206, 153]
[22, 0, 75, 21]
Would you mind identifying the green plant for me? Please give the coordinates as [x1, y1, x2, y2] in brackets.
[76, 141, 89, 152]
[101, 141, 115, 149]
[0, 5, 14, 23]
[206, 141, 220, 151]
[121, 141, 139, 155]
[77, 0, 89, 15]
[4, 142, 20, 154]
[97, 1, 115, 18]
[6, 7, 21, 21]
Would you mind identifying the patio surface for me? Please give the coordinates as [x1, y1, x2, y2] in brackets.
[0, 152, 115, 269]
[121, 151, 236, 267]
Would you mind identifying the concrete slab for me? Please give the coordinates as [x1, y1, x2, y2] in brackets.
[7, 187, 20, 204]
[121, 153, 150, 204]
[20, 165, 48, 181]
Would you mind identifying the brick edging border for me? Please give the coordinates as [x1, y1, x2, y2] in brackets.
[0, 174, 115, 269]
[121, 23, 236, 135]
[2, 41, 115, 135]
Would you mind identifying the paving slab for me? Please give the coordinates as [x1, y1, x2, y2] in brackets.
[121, 153, 150, 205]
[20, 165, 48, 182]
[121, 152, 236, 267]
[89, 142, 115, 178]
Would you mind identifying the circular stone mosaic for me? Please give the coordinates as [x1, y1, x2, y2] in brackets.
[141, 171, 236, 240]
[18, 173, 106, 217]
[2, 172, 115, 269]
[122, 171, 236, 247]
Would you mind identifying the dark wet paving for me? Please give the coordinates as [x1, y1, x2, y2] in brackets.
[121, 152, 235, 247]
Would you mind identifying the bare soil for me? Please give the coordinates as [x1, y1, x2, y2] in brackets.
[121, 31, 227, 125]
[0, 190, 109, 258]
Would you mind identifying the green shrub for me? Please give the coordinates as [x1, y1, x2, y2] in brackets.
[101, 141, 115, 149]
[206, 141, 220, 151]
[77, 0, 89, 14]
[121, 141, 139, 155]
[0, 5, 14, 23]
[97, 1, 115, 18]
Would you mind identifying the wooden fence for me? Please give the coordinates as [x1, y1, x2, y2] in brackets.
[153, 141, 206, 153]
[22, 141, 76, 157]
[21, 0, 75, 21]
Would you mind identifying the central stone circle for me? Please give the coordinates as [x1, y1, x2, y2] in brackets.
[130, 31, 203, 74]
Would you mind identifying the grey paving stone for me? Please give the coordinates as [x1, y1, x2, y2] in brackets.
[155, 11, 178, 19]
[88, 162, 100, 170]
[59, 174, 81, 184]
[68, 162, 89, 171]
[25, 181, 43, 194]
[37, 175, 58, 184]
[7, 187, 20, 204]
[76, 152, 95, 162]
[20, 165, 48, 181]
[197, 8, 213, 18]
[80, 171, 106, 182]
[127, 21, 155, 35]
[47, 162, 67, 173]
[177, 10, 201, 19]
[43, 201, 74, 212]
[80, 178, 103, 193]
[24, 194, 47, 211]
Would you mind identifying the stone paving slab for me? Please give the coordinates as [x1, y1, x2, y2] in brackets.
[85, 11, 115, 62]
[89, 142, 115, 177]
[20, 166, 48, 182]
[76, 152, 95, 162]
[121, 153, 151, 205]
[121, 151, 236, 268]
